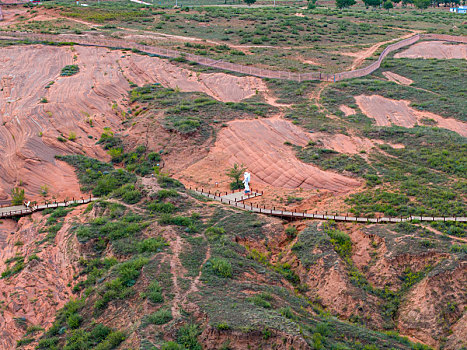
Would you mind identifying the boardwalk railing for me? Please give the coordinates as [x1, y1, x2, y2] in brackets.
[193, 189, 467, 223]
[0, 32, 464, 82]
[0, 197, 99, 219]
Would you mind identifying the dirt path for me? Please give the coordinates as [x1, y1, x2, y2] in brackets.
[420, 224, 467, 243]
[183, 244, 211, 301]
[168, 234, 184, 318]
[344, 31, 420, 70]
[309, 82, 329, 110]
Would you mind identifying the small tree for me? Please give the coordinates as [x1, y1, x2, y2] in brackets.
[308, 0, 318, 9]
[364, 0, 382, 7]
[226, 163, 246, 190]
[40, 184, 49, 197]
[244, 0, 256, 5]
[11, 187, 25, 205]
[383, 0, 394, 9]
[336, 0, 356, 8]
[414, 0, 430, 9]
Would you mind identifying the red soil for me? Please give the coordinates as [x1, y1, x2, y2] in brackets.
[0, 210, 83, 350]
[339, 104, 356, 116]
[308, 132, 404, 154]
[120, 54, 266, 102]
[394, 41, 467, 59]
[355, 95, 467, 137]
[382, 71, 413, 85]
[0, 44, 265, 204]
[178, 117, 361, 193]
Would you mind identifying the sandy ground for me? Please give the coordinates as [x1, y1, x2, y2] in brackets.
[178, 117, 361, 193]
[308, 132, 404, 154]
[382, 71, 413, 85]
[120, 54, 266, 102]
[339, 104, 356, 116]
[0, 44, 264, 204]
[355, 95, 467, 137]
[0, 8, 29, 27]
[394, 41, 467, 59]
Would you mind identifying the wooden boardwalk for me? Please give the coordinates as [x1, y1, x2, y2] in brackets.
[0, 197, 98, 219]
[194, 190, 467, 224]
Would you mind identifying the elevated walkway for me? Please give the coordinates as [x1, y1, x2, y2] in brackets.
[193, 189, 467, 224]
[0, 197, 98, 219]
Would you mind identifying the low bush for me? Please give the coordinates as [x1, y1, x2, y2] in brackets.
[144, 281, 164, 303]
[112, 184, 142, 204]
[209, 258, 233, 278]
[60, 64, 79, 76]
[138, 237, 168, 253]
[177, 324, 202, 350]
[145, 308, 172, 325]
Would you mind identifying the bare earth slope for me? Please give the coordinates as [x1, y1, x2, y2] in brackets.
[394, 41, 467, 59]
[0, 44, 265, 203]
[179, 117, 361, 193]
[0, 209, 83, 350]
[355, 95, 467, 137]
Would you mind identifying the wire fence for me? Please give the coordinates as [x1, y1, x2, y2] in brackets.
[0, 31, 464, 81]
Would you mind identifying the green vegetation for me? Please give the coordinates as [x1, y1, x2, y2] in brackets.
[60, 64, 80, 76]
[111, 184, 142, 204]
[143, 281, 164, 303]
[144, 308, 172, 325]
[336, 0, 356, 8]
[56, 155, 136, 196]
[208, 257, 233, 278]
[98, 130, 162, 176]
[297, 144, 370, 176]
[379, 58, 466, 121]
[10, 187, 25, 205]
[2, 255, 25, 279]
[49, 0, 464, 72]
[225, 163, 246, 190]
[37, 298, 125, 350]
[130, 84, 275, 141]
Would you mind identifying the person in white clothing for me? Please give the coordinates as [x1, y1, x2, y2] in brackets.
[243, 172, 251, 194]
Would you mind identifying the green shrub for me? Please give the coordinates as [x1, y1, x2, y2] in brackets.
[209, 258, 232, 278]
[118, 257, 149, 286]
[16, 337, 34, 347]
[112, 184, 142, 204]
[451, 244, 467, 254]
[205, 226, 225, 241]
[279, 307, 295, 320]
[137, 237, 168, 253]
[248, 293, 272, 309]
[145, 308, 172, 325]
[162, 342, 184, 350]
[159, 214, 193, 227]
[177, 324, 202, 350]
[145, 281, 163, 303]
[11, 187, 25, 205]
[147, 202, 175, 213]
[215, 323, 231, 330]
[93, 331, 126, 350]
[37, 337, 59, 349]
[285, 226, 298, 239]
[66, 313, 82, 329]
[155, 189, 179, 200]
[61, 64, 79, 76]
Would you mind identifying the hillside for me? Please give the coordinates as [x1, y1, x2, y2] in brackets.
[0, 1, 465, 350]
